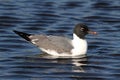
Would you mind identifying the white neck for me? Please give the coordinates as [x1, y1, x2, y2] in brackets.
[71, 34, 87, 56]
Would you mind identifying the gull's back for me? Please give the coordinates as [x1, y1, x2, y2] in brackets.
[29, 35, 73, 54]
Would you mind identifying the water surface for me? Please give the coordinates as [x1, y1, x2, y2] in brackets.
[0, 0, 120, 80]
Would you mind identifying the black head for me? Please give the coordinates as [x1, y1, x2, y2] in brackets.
[74, 23, 96, 39]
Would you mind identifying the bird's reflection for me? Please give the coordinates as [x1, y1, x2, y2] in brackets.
[32, 53, 88, 72]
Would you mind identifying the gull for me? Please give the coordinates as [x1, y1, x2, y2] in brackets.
[13, 23, 97, 56]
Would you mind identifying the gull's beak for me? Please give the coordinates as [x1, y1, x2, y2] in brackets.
[88, 30, 97, 35]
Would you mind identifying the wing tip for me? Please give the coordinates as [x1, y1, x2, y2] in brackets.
[13, 30, 31, 41]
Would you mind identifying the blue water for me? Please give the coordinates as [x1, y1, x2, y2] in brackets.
[0, 0, 120, 80]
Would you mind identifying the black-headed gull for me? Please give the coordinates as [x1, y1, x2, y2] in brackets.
[14, 23, 97, 56]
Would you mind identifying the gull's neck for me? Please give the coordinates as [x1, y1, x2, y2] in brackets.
[71, 33, 87, 56]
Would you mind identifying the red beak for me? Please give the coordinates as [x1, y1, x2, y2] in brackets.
[88, 30, 97, 35]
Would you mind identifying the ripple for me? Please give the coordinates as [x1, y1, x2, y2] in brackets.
[0, 15, 23, 28]
[0, 16, 22, 23]
[92, 1, 120, 10]
[59, 1, 83, 9]
[93, 2, 111, 8]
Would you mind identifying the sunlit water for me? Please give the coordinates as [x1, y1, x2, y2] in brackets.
[0, 0, 120, 80]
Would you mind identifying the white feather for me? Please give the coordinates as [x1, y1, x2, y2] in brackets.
[71, 34, 87, 56]
[31, 38, 38, 44]
[40, 48, 71, 56]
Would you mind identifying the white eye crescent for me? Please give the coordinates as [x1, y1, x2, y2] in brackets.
[80, 28, 84, 31]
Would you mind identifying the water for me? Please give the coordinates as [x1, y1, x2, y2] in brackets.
[0, 0, 120, 80]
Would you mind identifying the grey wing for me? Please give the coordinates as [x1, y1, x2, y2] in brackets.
[29, 35, 73, 53]
[47, 35, 73, 52]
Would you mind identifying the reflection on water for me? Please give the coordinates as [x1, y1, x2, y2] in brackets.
[4, 55, 87, 78]
[0, 0, 120, 80]
[32, 53, 87, 72]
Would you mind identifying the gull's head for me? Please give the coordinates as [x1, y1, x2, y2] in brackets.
[73, 23, 97, 39]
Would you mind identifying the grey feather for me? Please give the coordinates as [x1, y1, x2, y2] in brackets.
[29, 35, 73, 54]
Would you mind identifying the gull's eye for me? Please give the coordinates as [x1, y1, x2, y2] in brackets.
[80, 28, 84, 31]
